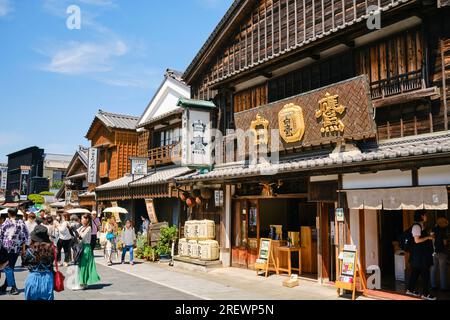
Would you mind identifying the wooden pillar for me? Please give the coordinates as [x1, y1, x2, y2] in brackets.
[441, 39, 448, 131]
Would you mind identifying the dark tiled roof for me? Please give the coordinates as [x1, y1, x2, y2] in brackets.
[166, 69, 185, 83]
[86, 110, 139, 138]
[175, 132, 450, 183]
[183, 0, 244, 80]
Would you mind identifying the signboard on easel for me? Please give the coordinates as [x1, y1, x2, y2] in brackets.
[336, 245, 367, 300]
[255, 238, 276, 278]
[145, 199, 158, 224]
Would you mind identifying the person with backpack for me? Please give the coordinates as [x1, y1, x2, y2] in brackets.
[431, 216, 448, 292]
[406, 211, 436, 300]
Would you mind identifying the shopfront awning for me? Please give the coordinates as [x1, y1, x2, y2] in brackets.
[346, 186, 448, 211]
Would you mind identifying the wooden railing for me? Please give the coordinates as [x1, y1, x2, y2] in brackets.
[370, 70, 424, 100]
[148, 143, 181, 165]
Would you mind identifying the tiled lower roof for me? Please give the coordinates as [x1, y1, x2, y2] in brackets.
[95, 167, 193, 191]
[130, 166, 193, 187]
[95, 175, 143, 191]
[175, 132, 450, 183]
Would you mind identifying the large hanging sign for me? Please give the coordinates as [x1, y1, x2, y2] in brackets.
[182, 109, 213, 169]
[0, 166, 7, 190]
[234, 75, 376, 150]
[131, 157, 148, 175]
[87, 147, 98, 184]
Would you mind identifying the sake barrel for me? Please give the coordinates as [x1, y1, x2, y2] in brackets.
[188, 240, 200, 259]
[184, 220, 199, 240]
[199, 240, 220, 261]
[197, 220, 215, 240]
[178, 238, 189, 257]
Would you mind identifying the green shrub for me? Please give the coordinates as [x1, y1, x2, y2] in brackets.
[39, 191, 55, 196]
[143, 246, 157, 262]
[135, 234, 148, 259]
[28, 194, 45, 204]
[155, 225, 178, 256]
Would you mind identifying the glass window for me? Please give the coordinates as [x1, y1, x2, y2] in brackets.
[52, 170, 63, 182]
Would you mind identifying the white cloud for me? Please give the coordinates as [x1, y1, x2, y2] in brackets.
[0, 0, 12, 17]
[95, 68, 162, 89]
[40, 40, 128, 75]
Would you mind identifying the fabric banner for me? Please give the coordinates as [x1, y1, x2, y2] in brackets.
[346, 190, 364, 210]
[346, 186, 448, 211]
[381, 189, 403, 211]
[363, 190, 383, 210]
[423, 186, 448, 210]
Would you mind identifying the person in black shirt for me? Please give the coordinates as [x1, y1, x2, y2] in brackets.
[431, 216, 448, 291]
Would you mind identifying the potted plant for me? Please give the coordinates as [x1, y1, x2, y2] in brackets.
[156, 226, 178, 261]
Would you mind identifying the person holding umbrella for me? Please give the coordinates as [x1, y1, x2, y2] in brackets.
[76, 213, 100, 290]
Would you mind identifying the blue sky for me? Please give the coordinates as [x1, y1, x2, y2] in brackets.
[0, 0, 232, 163]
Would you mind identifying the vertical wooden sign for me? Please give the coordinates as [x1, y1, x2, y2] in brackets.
[145, 199, 158, 224]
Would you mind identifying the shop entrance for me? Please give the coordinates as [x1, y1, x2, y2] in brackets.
[378, 210, 404, 291]
[232, 197, 318, 278]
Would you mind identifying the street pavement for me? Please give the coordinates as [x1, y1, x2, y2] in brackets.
[0, 253, 198, 301]
[0, 250, 372, 300]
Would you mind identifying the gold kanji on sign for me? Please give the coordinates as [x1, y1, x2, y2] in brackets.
[315, 92, 346, 134]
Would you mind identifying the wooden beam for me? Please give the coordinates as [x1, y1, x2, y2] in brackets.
[372, 86, 441, 108]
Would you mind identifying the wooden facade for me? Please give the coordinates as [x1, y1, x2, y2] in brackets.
[185, 1, 450, 143]
[86, 117, 139, 186]
[181, 0, 450, 282]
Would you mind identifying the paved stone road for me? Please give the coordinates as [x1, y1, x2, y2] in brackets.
[0, 255, 198, 301]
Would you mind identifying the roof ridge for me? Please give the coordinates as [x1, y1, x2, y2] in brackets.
[98, 110, 139, 120]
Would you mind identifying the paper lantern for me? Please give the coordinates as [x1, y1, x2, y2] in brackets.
[186, 197, 196, 208]
[180, 192, 189, 202]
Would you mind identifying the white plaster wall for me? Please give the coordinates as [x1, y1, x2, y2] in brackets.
[349, 209, 360, 248]
[138, 77, 190, 126]
[364, 210, 379, 268]
[418, 165, 450, 186]
[343, 170, 412, 189]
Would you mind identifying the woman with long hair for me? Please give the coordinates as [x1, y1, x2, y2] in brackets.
[22, 225, 54, 300]
[76, 213, 100, 290]
[103, 216, 118, 266]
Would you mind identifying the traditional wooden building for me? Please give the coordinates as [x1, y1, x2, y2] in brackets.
[176, 0, 450, 294]
[55, 146, 95, 209]
[95, 70, 192, 229]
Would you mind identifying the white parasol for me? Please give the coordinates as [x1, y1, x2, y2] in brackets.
[103, 207, 128, 214]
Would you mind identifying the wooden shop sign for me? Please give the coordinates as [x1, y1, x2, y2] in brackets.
[235, 75, 376, 151]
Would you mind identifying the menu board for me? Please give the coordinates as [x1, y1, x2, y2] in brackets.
[340, 250, 356, 283]
[256, 238, 272, 264]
